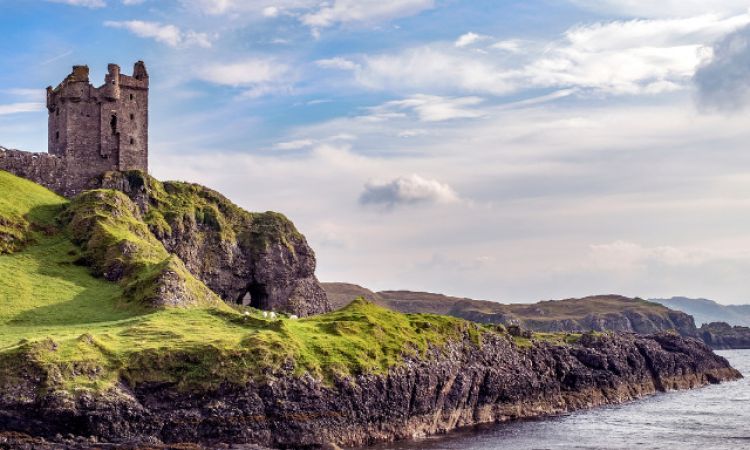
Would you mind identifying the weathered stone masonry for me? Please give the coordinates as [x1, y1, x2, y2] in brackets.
[0, 61, 149, 197]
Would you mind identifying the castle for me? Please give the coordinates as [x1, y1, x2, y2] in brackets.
[0, 61, 149, 197]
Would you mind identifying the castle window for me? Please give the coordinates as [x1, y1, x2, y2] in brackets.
[130, 93, 134, 100]
[56, 109, 59, 117]
[110, 114, 118, 135]
[55, 131, 59, 141]
[130, 137, 135, 145]
[129, 113, 134, 120]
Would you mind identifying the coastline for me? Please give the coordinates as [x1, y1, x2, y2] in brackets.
[0, 332, 741, 449]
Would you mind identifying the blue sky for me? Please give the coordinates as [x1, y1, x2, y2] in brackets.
[2, 0, 750, 304]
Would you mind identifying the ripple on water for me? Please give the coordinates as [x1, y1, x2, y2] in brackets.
[361, 350, 750, 450]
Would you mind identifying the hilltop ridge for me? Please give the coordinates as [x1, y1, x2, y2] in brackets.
[324, 283, 699, 337]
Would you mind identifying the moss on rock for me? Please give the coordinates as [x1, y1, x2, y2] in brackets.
[61, 189, 223, 309]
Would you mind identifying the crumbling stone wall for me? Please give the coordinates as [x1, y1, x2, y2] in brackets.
[0, 147, 74, 196]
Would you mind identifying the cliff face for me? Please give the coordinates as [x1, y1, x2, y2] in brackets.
[0, 332, 739, 449]
[100, 171, 330, 316]
[700, 322, 750, 349]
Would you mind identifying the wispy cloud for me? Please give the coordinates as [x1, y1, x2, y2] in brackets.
[47, 0, 105, 7]
[366, 95, 485, 122]
[301, 0, 435, 29]
[455, 32, 486, 48]
[0, 103, 45, 115]
[104, 20, 213, 48]
[332, 13, 750, 97]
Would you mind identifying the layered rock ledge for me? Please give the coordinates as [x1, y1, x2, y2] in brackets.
[0, 332, 740, 449]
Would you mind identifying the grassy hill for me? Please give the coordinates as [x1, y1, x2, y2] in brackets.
[323, 283, 699, 337]
[0, 170, 498, 393]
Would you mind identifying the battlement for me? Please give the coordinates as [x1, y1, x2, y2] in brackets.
[1, 62, 150, 197]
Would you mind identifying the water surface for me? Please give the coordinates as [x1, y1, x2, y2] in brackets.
[364, 350, 750, 450]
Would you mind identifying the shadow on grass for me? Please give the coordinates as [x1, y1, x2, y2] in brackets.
[5, 232, 149, 327]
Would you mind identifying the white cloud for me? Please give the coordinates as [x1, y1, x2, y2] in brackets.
[263, 6, 280, 17]
[196, 58, 288, 86]
[46, 0, 105, 7]
[316, 57, 360, 71]
[346, 13, 750, 97]
[275, 139, 315, 150]
[490, 39, 525, 53]
[301, 0, 435, 29]
[180, 0, 434, 32]
[570, 1, 750, 19]
[455, 32, 485, 48]
[356, 46, 516, 95]
[359, 174, 459, 207]
[104, 20, 213, 48]
[0, 103, 45, 115]
[367, 95, 485, 122]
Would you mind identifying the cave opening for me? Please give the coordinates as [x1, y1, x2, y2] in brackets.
[238, 282, 269, 309]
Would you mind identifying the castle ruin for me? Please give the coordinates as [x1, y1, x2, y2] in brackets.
[0, 61, 149, 197]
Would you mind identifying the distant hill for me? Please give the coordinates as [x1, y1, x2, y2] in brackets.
[650, 297, 750, 327]
[322, 283, 699, 338]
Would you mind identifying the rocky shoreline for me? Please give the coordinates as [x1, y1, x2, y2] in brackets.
[0, 332, 741, 449]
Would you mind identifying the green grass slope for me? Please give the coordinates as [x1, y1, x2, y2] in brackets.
[0, 171, 501, 395]
[0, 171, 67, 253]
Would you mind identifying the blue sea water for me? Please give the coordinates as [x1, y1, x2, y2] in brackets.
[364, 350, 750, 450]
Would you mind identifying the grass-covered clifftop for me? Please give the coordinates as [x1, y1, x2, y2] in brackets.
[0, 170, 489, 393]
[101, 171, 331, 315]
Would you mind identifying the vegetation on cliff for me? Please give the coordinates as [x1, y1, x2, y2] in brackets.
[323, 283, 699, 337]
[0, 171, 66, 253]
[61, 189, 222, 308]
[0, 170, 487, 393]
[100, 170, 331, 315]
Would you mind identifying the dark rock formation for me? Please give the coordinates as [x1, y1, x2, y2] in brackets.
[101, 171, 330, 316]
[0, 332, 739, 449]
[699, 322, 750, 349]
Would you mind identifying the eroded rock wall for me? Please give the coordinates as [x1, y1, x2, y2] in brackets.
[0, 333, 740, 449]
[101, 171, 330, 316]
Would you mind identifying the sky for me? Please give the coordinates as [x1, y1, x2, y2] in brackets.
[2, 0, 750, 305]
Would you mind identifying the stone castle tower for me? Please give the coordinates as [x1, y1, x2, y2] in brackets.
[0, 61, 149, 197]
[46, 61, 149, 181]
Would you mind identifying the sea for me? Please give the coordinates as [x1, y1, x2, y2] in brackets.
[363, 350, 750, 450]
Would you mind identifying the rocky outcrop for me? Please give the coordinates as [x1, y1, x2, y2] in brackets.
[100, 171, 330, 316]
[0, 332, 739, 449]
[61, 189, 222, 308]
[699, 322, 750, 349]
